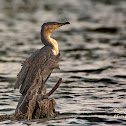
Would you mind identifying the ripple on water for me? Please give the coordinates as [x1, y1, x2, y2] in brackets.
[0, 0, 126, 125]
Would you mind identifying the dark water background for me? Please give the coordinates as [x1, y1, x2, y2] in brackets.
[0, 0, 126, 125]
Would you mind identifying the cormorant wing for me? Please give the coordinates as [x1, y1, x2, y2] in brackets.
[14, 49, 40, 89]
[14, 46, 53, 95]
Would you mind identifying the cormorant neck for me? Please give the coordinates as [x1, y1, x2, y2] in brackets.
[41, 29, 59, 55]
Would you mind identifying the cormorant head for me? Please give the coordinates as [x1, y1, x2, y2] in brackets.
[41, 22, 70, 35]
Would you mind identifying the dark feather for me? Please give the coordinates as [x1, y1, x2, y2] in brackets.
[14, 46, 54, 95]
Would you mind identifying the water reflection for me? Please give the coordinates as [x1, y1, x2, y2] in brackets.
[0, 0, 126, 125]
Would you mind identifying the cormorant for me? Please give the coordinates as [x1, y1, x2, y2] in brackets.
[14, 22, 70, 109]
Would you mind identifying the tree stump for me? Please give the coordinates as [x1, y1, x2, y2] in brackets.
[15, 53, 62, 120]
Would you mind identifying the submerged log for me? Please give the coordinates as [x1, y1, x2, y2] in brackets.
[15, 53, 62, 120]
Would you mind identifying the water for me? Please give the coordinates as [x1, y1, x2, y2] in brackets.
[0, 0, 126, 125]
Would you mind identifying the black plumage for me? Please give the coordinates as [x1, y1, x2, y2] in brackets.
[14, 46, 54, 95]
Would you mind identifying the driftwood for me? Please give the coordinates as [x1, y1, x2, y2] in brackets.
[15, 53, 62, 120]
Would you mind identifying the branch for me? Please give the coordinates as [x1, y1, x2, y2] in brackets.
[46, 78, 62, 97]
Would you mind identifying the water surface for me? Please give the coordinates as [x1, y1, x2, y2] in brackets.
[0, 0, 126, 125]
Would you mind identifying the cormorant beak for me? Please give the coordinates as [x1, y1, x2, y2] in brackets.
[59, 22, 70, 26]
[55, 22, 70, 29]
[62, 22, 70, 25]
[51, 22, 70, 31]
